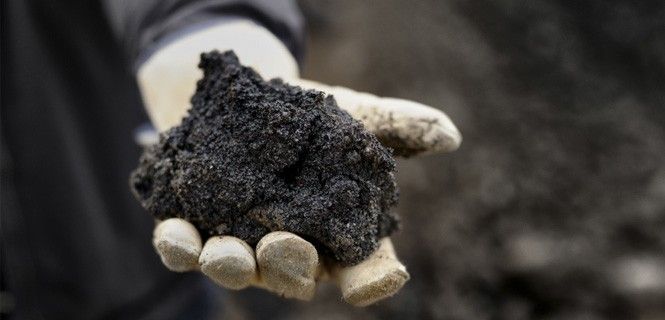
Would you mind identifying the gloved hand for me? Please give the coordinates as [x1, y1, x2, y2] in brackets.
[137, 18, 461, 306]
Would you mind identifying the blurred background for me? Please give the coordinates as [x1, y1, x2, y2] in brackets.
[4, 1, 665, 319]
[222, 1, 665, 319]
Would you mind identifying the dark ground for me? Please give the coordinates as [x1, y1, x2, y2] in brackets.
[221, 1, 665, 319]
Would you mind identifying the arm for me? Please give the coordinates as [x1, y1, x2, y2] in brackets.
[138, 19, 461, 305]
[126, 6, 460, 304]
[137, 18, 460, 155]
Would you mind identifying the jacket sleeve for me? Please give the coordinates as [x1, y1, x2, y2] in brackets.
[101, 0, 305, 70]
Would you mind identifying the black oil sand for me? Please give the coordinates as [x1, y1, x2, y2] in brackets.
[130, 51, 398, 265]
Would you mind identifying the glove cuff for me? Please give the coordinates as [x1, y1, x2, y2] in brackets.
[137, 18, 299, 131]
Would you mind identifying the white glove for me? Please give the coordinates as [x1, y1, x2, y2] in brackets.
[137, 18, 461, 306]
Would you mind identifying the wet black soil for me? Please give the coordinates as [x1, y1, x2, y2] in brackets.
[130, 51, 399, 265]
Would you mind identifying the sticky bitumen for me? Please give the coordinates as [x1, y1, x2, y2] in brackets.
[130, 51, 399, 265]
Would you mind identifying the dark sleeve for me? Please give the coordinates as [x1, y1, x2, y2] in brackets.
[101, 0, 305, 69]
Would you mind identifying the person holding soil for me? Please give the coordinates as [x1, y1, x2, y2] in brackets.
[1, 0, 460, 319]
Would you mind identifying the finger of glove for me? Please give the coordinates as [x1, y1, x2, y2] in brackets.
[290, 79, 462, 157]
[153, 218, 202, 272]
[333, 238, 410, 307]
[199, 236, 258, 290]
[255, 231, 319, 300]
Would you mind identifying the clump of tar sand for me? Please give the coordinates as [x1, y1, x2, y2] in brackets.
[130, 51, 399, 265]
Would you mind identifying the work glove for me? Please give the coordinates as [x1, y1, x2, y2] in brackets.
[137, 18, 461, 306]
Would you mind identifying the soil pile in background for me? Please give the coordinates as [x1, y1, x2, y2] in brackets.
[222, 1, 665, 319]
